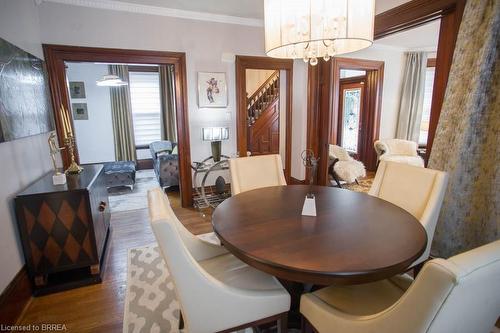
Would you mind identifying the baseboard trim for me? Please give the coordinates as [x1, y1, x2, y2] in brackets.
[0, 265, 33, 325]
[290, 177, 306, 185]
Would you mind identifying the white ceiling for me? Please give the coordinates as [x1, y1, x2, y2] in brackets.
[375, 20, 441, 51]
[120, 0, 411, 19]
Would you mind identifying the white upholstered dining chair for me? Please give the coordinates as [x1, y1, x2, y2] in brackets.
[229, 154, 287, 195]
[300, 240, 500, 333]
[369, 161, 448, 268]
[374, 138, 425, 167]
[148, 188, 290, 333]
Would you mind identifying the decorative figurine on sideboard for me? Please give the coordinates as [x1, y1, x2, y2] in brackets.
[301, 149, 319, 217]
[60, 104, 83, 174]
[48, 131, 66, 185]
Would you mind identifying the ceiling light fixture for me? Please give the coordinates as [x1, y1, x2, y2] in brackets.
[96, 74, 128, 86]
[264, 0, 375, 65]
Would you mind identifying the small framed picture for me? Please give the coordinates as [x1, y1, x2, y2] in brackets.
[69, 81, 86, 99]
[198, 72, 227, 108]
[71, 103, 88, 120]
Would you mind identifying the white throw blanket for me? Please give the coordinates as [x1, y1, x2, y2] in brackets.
[329, 145, 366, 183]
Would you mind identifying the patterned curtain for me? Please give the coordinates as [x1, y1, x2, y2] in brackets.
[159, 65, 177, 142]
[109, 65, 137, 161]
[396, 52, 428, 142]
[428, 0, 499, 257]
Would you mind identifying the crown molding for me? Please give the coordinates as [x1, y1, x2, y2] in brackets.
[38, 0, 264, 27]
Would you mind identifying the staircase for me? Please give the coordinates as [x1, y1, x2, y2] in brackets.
[247, 71, 280, 155]
[247, 71, 280, 126]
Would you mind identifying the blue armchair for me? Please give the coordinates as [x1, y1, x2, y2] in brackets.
[149, 141, 179, 188]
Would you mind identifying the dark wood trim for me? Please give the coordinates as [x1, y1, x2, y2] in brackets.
[128, 65, 159, 72]
[235, 55, 293, 183]
[136, 159, 154, 170]
[289, 177, 306, 185]
[306, 0, 465, 177]
[374, 0, 458, 39]
[307, 58, 383, 184]
[427, 58, 437, 67]
[42, 45, 193, 207]
[425, 0, 465, 164]
[0, 266, 32, 326]
[216, 312, 288, 333]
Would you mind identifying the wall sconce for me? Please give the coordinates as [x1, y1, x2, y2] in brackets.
[202, 127, 229, 141]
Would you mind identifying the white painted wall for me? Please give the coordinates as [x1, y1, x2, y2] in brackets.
[37, 2, 309, 180]
[66, 63, 116, 163]
[0, 0, 54, 293]
[342, 45, 405, 139]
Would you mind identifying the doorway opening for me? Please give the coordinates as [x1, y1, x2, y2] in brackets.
[43, 45, 192, 207]
[331, 58, 384, 174]
[235, 56, 293, 182]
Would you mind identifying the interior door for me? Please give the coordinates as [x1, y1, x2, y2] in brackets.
[337, 79, 365, 160]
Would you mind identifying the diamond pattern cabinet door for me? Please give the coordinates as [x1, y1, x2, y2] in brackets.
[14, 164, 110, 294]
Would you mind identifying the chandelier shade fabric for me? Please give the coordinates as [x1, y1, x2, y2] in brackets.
[264, 0, 375, 65]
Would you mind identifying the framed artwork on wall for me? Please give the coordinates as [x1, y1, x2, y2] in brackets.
[71, 103, 88, 120]
[69, 81, 86, 98]
[198, 72, 227, 108]
[0, 38, 54, 143]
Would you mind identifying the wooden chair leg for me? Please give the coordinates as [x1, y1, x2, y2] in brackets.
[277, 312, 288, 333]
[413, 262, 424, 277]
[179, 311, 184, 330]
[302, 316, 314, 333]
[333, 174, 342, 188]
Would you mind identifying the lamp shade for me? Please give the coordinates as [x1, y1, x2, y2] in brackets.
[264, 0, 375, 65]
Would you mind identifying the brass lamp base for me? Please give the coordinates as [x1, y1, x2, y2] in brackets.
[65, 161, 83, 174]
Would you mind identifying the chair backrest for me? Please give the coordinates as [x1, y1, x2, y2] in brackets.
[369, 161, 448, 265]
[328, 144, 352, 161]
[375, 139, 418, 156]
[229, 154, 286, 195]
[401, 240, 500, 333]
[147, 188, 232, 332]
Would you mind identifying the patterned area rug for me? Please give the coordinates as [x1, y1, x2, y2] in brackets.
[108, 169, 160, 212]
[336, 177, 374, 193]
[123, 245, 180, 333]
[124, 245, 278, 333]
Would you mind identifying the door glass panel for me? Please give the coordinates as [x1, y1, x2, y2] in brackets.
[341, 88, 361, 153]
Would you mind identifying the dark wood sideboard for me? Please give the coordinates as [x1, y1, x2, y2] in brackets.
[15, 164, 110, 295]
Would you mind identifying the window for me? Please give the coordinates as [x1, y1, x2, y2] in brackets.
[341, 88, 362, 153]
[418, 66, 435, 146]
[129, 71, 162, 148]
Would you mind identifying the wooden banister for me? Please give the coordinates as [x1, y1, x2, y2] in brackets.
[247, 70, 279, 105]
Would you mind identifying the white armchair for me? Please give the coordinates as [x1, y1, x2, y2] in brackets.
[300, 240, 500, 333]
[229, 154, 286, 195]
[148, 188, 290, 333]
[328, 145, 366, 187]
[374, 139, 424, 167]
[369, 161, 448, 268]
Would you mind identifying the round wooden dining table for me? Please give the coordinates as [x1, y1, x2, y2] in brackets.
[212, 185, 427, 286]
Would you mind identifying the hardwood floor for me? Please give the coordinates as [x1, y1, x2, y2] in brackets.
[16, 190, 210, 332]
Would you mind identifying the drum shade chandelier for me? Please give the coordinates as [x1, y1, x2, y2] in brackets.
[264, 0, 375, 65]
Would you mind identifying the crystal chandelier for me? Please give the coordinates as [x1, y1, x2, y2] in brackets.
[264, 0, 375, 65]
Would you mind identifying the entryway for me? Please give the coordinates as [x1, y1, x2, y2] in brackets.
[235, 56, 293, 182]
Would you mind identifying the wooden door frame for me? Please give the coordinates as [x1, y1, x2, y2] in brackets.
[43, 44, 193, 207]
[235, 55, 293, 182]
[306, 0, 465, 184]
[331, 58, 384, 172]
